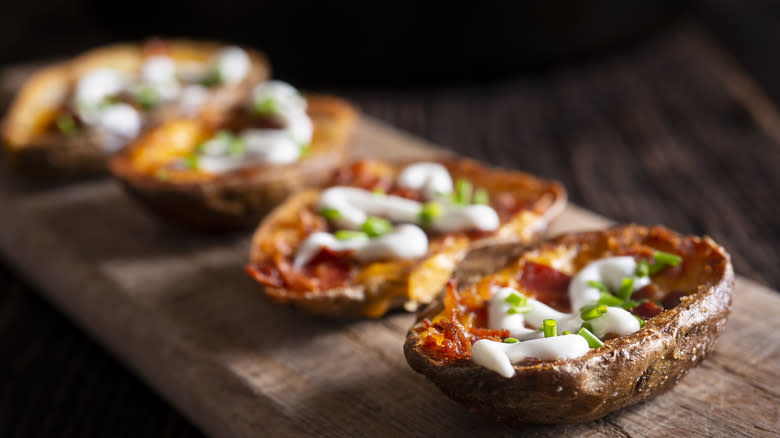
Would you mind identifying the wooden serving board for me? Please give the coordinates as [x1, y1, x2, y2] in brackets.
[0, 118, 778, 437]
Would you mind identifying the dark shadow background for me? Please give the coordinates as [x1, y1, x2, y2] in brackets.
[2, 1, 691, 86]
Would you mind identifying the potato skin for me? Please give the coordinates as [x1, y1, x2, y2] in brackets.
[247, 159, 567, 318]
[2, 40, 269, 179]
[110, 95, 358, 231]
[404, 225, 734, 424]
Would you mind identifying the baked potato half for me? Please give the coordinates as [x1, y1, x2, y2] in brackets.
[246, 159, 566, 318]
[2, 38, 268, 178]
[110, 93, 358, 231]
[404, 224, 734, 424]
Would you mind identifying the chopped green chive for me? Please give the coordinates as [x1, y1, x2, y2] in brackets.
[654, 251, 682, 266]
[252, 97, 277, 115]
[299, 143, 311, 157]
[334, 230, 367, 241]
[619, 299, 642, 310]
[597, 292, 625, 307]
[417, 201, 442, 226]
[504, 292, 533, 314]
[200, 69, 222, 87]
[587, 280, 609, 295]
[472, 188, 489, 205]
[617, 277, 634, 301]
[542, 319, 557, 338]
[227, 138, 246, 158]
[649, 251, 683, 275]
[577, 327, 604, 348]
[319, 207, 341, 220]
[135, 85, 159, 110]
[504, 292, 526, 307]
[503, 337, 519, 344]
[634, 315, 646, 328]
[55, 113, 78, 135]
[360, 216, 392, 238]
[372, 188, 386, 196]
[580, 303, 608, 320]
[454, 178, 473, 204]
[561, 330, 572, 335]
[182, 154, 199, 170]
[580, 322, 594, 333]
[635, 259, 650, 277]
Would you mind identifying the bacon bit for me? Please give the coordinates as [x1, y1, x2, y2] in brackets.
[245, 263, 283, 288]
[142, 38, 169, 56]
[470, 327, 509, 343]
[662, 290, 686, 309]
[492, 192, 528, 219]
[307, 248, 353, 290]
[274, 254, 317, 292]
[438, 319, 472, 359]
[631, 300, 663, 319]
[331, 160, 393, 192]
[387, 186, 424, 201]
[518, 261, 572, 312]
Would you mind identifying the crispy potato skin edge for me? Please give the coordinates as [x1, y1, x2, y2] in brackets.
[403, 225, 735, 424]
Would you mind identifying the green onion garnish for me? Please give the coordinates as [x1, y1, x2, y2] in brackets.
[372, 188, 385, 196]
[504, 292, 526, 307]
[580, 303, 608, 320]
[360, 216, 391, 238]
[597, 292, 625, 307]
[55, 114, 77, 135]
[654, 251, 682, 266]
[635, 259, 650, 277]
[227, 138, 246, 158]
[299, 143, 311, 157]
[634, 315, 645, 328]
[506, 304, 534, 315]
[200, 69, 222, 87]
[577, 327, 604, 348]
[135, 85, 159, 110]
[580, 322, 593, 332]
[334, 230, 367, 241]
[417, 201, 442, 226]
[183, 154, 199, 170]
[587, 280, 609, 295]
[472, 188, 489, 205]
[252, 97, 277, 116]
[619, 299, 642, 310]
[561, 330, 572, 335]
[454, 178, 473, 204]
[617, 277, 634, 301]
[319, 207, 341, 220]
[648, 251, 683, 275]
[542, 319, 557, 338]
[503, 337, 519, 344]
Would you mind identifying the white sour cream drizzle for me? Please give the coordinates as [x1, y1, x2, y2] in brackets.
[69, 47, 252, 151]
[293, 162, 500, 267]
[472, 256, 648, 377]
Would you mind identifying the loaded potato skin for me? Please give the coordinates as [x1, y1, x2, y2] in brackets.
[2, 39, 268, 178]
[404, 225, 734, 424]
[246, 159, 566, 318]
[110, 94, 358, 231]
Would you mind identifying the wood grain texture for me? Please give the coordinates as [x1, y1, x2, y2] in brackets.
[0, 116, 778, 437]
[3, 23, 780, 438]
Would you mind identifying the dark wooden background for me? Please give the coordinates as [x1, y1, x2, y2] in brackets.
[2, 1, 779, 436]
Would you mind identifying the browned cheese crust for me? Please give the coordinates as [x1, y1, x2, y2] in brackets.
[2, 40, 269, 178]
[110, 95, 358, 231]
[404, 224, 734, 424]
[247, 159, 566, 318]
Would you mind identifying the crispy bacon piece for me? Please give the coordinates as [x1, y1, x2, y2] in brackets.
[630, 300, 663, 319]
[518, 261, 572, 312]
[245, 263, 283, 288]
[306, 248, 353, 290]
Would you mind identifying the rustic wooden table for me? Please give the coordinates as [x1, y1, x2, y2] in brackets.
[2, 6, 779, 437]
